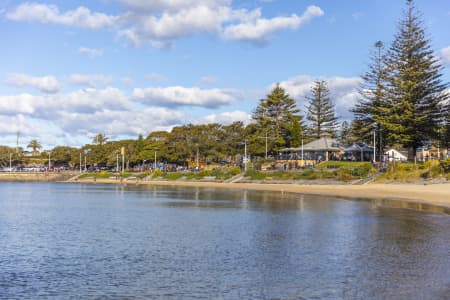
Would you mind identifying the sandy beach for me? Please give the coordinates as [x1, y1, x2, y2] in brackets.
[73, 178, 450, 209]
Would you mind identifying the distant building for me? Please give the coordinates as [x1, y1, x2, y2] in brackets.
[385, 148, 408, 161]
[279, 133, 344, 163]
[343, 143, 375, 162]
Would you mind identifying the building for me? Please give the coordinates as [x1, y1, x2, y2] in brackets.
[343, 143, 375, 162]
[279, 133, 344, 166]
[385, 148, 408, 161]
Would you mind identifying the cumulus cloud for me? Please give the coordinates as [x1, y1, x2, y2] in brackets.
[119, 5, 231, 46]
[278, 75, 362, 120]
[4, 73, 60, 93]
[68, 74, 113, 87]
[223, 5, 324, 42]
[441, 46, 450, 64]
[132, 86, 239, 108]
[0, 82, 247, 146]
[117, 0, 231, 12]
[6, 3, 118, 30]
[79, 47, 104, 58]
[202, 110, 251, 125]
[5, 2, 324, 47]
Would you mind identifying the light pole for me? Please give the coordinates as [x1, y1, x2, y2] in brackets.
[80, 152, 82, 173]
[48, 151, 51, 171]
[301, 137, 304, 167]
[244, 138, 248, 173]
[116, 151, 119, 172]
[9, 152, 12, 173]
[154, 151, 157, 170]
[196, 146, 199, 170]
[373, 129, 376, 163]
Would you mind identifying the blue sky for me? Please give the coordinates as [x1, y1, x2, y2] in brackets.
[0, 0, 449, 148]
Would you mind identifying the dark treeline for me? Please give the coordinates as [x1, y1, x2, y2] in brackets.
[1, 0, 449, 168]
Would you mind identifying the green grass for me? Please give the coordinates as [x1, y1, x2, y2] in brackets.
[376, 160, 448, 182]
[78, 171, 114, 179]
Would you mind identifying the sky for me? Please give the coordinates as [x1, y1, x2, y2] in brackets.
[0, 0, 449, 149]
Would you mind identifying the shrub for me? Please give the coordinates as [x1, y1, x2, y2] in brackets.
[163, 172, 184, 180]
[152, 169, 163, 179]
[245, 169, 266, 180]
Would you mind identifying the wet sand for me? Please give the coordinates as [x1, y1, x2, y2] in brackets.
[74, 178, 450, 209]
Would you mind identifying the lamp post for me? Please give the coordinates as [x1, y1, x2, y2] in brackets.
[154, 151, 157, 170]
[48, 151, 51, 171]
[80, 152, 82, 173]
[244, 138, 248, 173]
[116, 151, 119, 173]
[373, 129, 376, 163]
[9, 152, 12, 173]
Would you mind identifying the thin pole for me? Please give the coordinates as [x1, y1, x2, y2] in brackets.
[48, 152, 51, 170]
[265, 133, 268, 160]
[244, 138, 247, 173]
[84, 155, 87, 172]
[122, 153, 125, 173]
[80, 152, 82, 173]
[301, 138, 304, 167]
[9, 152, 12, 173]
[196, 146, 199, 169]
[373, 130, 376, 163]
[154, 151, 157, 170]
[116, 152, 119, 172]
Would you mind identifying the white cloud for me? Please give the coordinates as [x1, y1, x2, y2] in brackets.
[202, 110, 251, 125]
[278, 75, 362, 120]
[56, 108, 181, 136]
[6, 3, 118, 30]
[5, 73, 60, 93]
[441, 46, 450, 64]
[223, 5, 324, 42]
[117, 0, 231, 12]
[132, 86, 239, 108]
[119, 5, 231, 46]
[79, 47, 104, 58]
[6, 2, 324, 47]
[68, 74, 113, 87]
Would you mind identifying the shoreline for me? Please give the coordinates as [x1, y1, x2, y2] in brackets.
[71, 178, 450, 210]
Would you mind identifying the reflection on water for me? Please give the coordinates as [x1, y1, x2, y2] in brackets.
[0, 182, 449, 299]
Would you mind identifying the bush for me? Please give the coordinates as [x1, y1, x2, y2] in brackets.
[152, 169, 163, 179]
[245, 169, 266, 180]
[440, 158, 450, 172]
[163, 172, 184, 180]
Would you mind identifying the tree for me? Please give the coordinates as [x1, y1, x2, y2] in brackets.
[352, 41, 389, 147]
[306, 80, 338, 138]
[253, 84, 303, 150]
[383, 0, 448, 159]
[92, 133, 108, 146]
[27, 139, 42, 155]
[339, 121, 352, 145]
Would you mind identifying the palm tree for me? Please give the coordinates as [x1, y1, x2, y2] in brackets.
[27, 139, 42, 156]
[92, 133, 108, 145]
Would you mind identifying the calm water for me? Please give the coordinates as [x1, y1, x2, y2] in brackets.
[0, 183, 449, 299]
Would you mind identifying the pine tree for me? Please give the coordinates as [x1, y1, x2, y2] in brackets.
[352, 41, 389, 150]
[339, 121, 352, 145]
[253, 84, 303, 150]
[306, 80, 338, 138]
[383, 0, 449, 159]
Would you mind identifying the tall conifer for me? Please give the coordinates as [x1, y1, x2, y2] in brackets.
[306, 80, 338, 138]
[383, 0, 448, 159]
